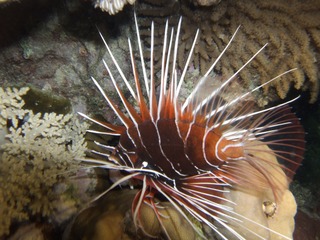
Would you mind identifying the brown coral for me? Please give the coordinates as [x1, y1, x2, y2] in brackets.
[136, 0, 320, 103]
[65, 189, 200, 240]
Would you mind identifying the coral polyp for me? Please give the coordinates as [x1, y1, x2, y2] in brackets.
[79, 14, 305, 239]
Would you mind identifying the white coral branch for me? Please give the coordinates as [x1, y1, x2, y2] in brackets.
[94, 0, 136, 15]
[0, 87, 89, 237]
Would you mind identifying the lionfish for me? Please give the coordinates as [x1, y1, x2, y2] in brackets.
[79, 13, 305, 239]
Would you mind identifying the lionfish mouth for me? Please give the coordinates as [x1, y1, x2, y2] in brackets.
[78, 12, 305, 240]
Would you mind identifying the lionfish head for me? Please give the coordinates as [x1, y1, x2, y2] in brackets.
[79, 13, 305, 240]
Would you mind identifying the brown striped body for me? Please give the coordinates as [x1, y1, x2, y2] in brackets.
[117, 111, 244, 179]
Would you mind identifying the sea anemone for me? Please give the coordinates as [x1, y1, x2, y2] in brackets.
[79, 13, 305, 239]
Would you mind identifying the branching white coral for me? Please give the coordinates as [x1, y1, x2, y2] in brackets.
[94, 0, 135, 15]
[0, 87, 29, 127]
[0, 87, 88, 237]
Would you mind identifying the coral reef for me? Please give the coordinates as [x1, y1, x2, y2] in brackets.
[65, 189, 201, 240]
[22, 86, 72, 115]
[192, 0, 221, 7]
[65, 144, 298, 239]
[220, 188, 296, 240]
[136, 0, 320, 103]
[0, 0, 133, 117]
[0, 2, 312, 238]
[217, 144, 297, 240]
[7, 223, 45, 240]
[65, 190, 137, 240]
[0, 87, 88, 237]
[94, 0, 135, 15]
